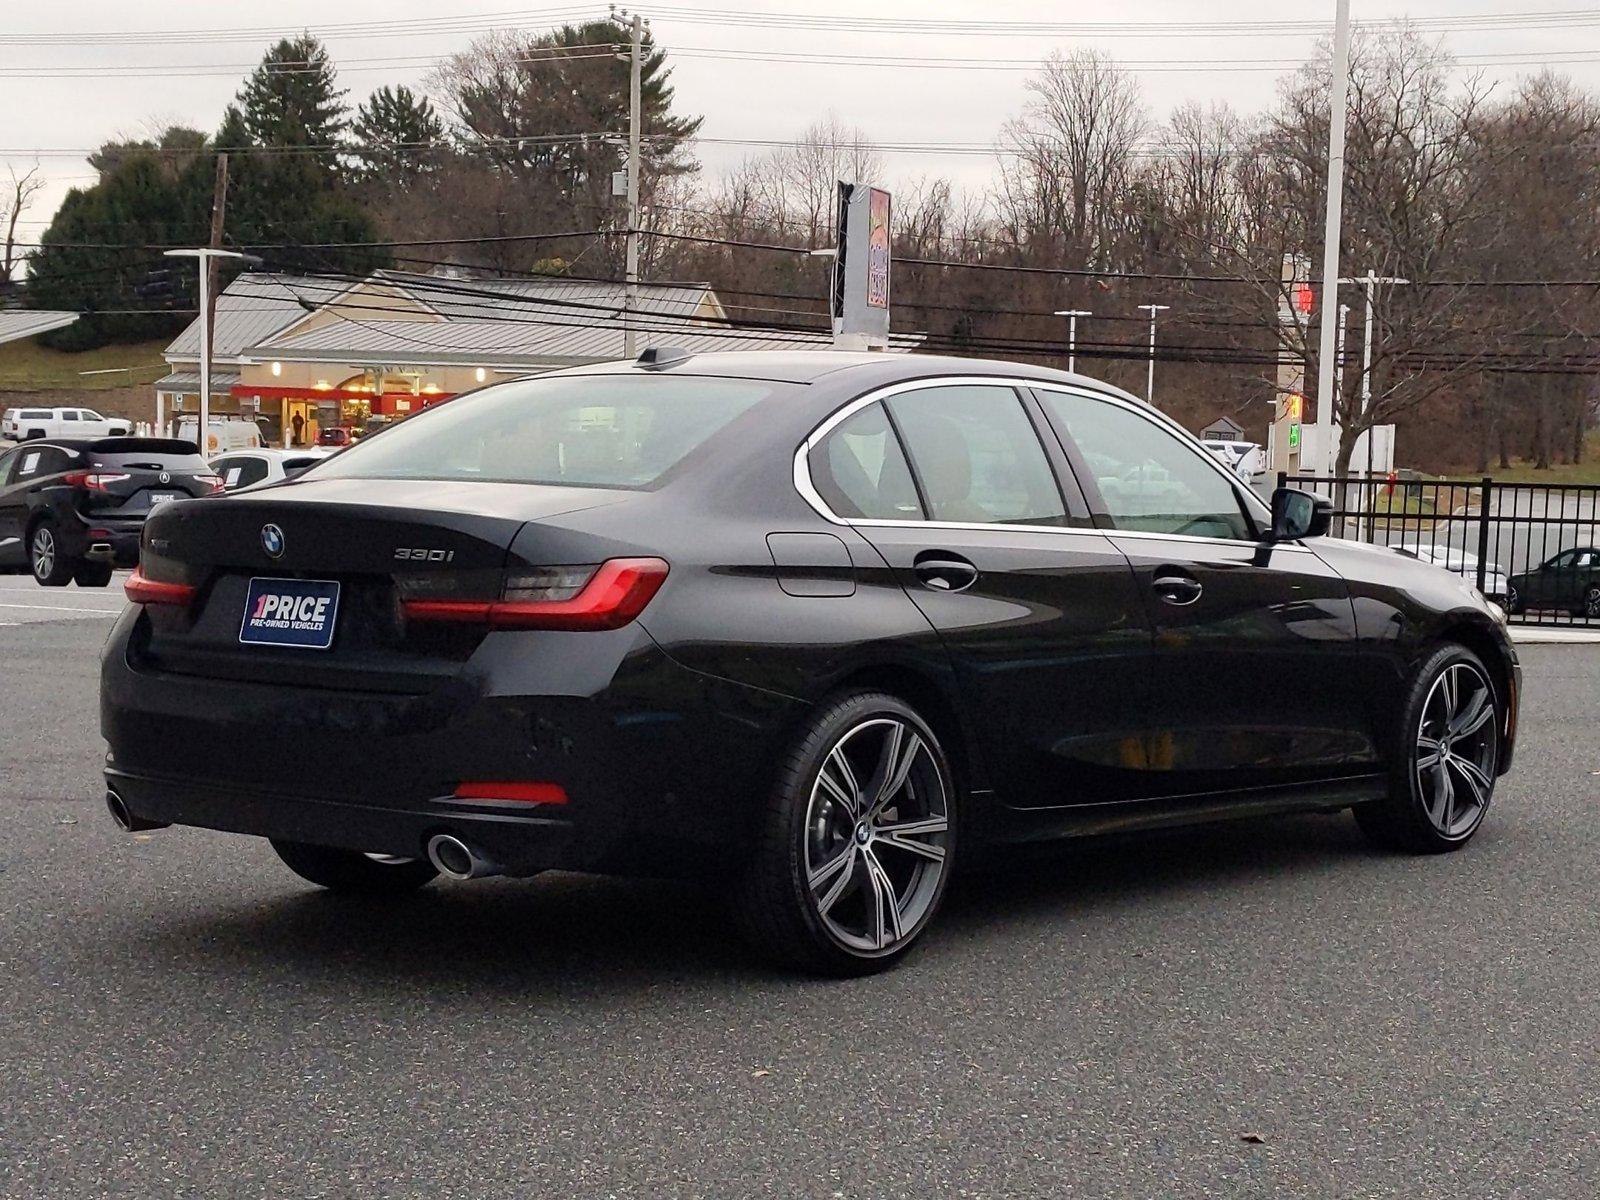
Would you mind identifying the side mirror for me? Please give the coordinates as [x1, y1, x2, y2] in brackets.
[1268, 486, 1332, 542]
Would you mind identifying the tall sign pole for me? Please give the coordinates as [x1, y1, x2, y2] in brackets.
[1312, 0, 1353, 477]
[1054, 309, 1091, 373]
[1270, 253, 1312, 476]
[623, 12, 643, 359]
[203, 153, 228, 444]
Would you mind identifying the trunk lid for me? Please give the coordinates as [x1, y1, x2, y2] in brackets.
[134, 477, 630, 691]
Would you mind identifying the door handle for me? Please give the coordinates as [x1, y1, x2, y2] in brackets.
[913, 551, 979, 593]
[1153, 572, 1203, 606]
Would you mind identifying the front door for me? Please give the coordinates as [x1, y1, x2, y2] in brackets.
[1032, 386, 1370, 796]
[804, 382, 1153, 806]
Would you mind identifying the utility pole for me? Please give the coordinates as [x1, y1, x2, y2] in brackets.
[1312, 0, 1353, 478]
[164, 248, 259, 455]
[1054, 309, 1091, 373]
[203, 153, 228, 443]
[623, 11, 643, 360]
[1138, 304, 1170, 404]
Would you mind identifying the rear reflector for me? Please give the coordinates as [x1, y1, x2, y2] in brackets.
[453, 781, 568, 805]
[402, 557, 669, 631]
[124, 567, 196, 607]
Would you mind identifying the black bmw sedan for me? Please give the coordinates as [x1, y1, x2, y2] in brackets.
[102, 352, 1519, 974]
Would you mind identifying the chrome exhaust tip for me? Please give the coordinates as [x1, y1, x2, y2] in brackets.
[426, 833, 502, 881]
[105, 788, 167, 833]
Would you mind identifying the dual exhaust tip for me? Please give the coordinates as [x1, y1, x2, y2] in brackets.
[426, 833, 503, 881]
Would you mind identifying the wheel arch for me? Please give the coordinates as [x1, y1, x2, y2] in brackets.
[1431, 615, 1516, 773]
[819, 661, 991, 798]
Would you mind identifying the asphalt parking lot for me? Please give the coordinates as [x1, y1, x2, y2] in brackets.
[2, 576, 1598, 1198]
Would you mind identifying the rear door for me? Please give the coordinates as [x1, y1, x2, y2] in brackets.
[1033, 386, 1369, 795]
[806, 381, 1154, 806]
[0, 447, 24, 563]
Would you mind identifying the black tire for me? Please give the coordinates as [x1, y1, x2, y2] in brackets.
[73, 560, 113, 588]
[733, 691, 957, 976]
[270, 839, 438, 895]
[1506, 584, 1525, 616]
[28, 520, 74, 587]
[1355, 642, 1501, 854]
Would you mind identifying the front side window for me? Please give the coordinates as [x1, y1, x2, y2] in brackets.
[1039, 391, 1255, 541]
[312, 374, 783, 488]
[884, 385, 1067, 526]
[808, 402, 923, 521]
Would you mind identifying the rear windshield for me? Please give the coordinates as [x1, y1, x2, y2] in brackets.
[91, 438, 199, 456]
[311, 374, 784, 488]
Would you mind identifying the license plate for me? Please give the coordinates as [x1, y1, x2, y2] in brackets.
[148, 492, 181, 507]
[239, 577, 340, 650]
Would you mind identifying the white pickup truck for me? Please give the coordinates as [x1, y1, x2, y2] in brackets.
[1, 406, 131, 441]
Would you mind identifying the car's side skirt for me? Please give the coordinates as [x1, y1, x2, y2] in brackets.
[984, 775, 1389, 845]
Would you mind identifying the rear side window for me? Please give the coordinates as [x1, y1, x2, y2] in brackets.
[1038, 391, 1255, 541]
[20, 409, 50, 420]
[808, 402, 923, 521]
[233, 457, 270, 487]
[884, 385, 1067, 526]
[313, 374, 783, 488]
[60, 411, 78, 421]
[15, 447, 73, 480]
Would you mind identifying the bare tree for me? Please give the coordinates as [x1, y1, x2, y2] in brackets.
[994, 49, 1146, 268]
[1, 165, 44, 288]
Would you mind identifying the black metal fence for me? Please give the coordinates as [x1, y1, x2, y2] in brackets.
[1281, 473, 1600, 626]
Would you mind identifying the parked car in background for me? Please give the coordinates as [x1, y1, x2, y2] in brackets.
[1, 407, 130, 441]
[1507, 546, 1600, 617]
[1396, 542, 1510, 605]
[318, 426, 354, 448]
[0, 437, 220, 586]
[104, 352, 1518, 975]
[1203, 439, 1268, 484]
[176, 416, 263, 456]
[211, 447, 334, 491]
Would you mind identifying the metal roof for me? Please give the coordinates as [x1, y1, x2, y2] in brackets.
[370, 270, 715, 322]
[0, 310, 78, 344]
[164, 275, 321, 363]
[248, 316, 851, 367]
[153, 370, 242, 393]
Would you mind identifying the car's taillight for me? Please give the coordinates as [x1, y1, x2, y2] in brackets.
[400, 557, 669, 631]
[192, 473, 224, 494]
[125, 566, 196, 607]
[62, 470, 131, 492]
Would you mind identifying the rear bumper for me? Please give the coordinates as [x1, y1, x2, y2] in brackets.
[62, 514, 142, 566]
[100, 608, 802, 875]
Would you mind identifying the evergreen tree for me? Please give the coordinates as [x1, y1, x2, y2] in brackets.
[350, 85, 447, 187]
[237, 35, 349, 162]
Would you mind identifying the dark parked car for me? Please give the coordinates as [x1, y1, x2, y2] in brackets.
[1507, 547, 1600, 617]
[102, 353, 1519, 974]
[0, 437, 220, 587]
[317, 426, 353, 448]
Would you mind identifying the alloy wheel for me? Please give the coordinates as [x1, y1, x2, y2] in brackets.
[1585, 586, 1600, 618]
[31, 527, 54, 581]
[1414, 661, 1498, 839]
[803, 716, 950, 954]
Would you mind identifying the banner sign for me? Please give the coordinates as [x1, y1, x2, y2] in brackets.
[833, 182, 891, 346]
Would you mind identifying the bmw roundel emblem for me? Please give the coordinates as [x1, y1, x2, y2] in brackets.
[261, 524, 285, 559]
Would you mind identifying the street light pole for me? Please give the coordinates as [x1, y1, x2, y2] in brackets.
[1338, 270, 1409, 477]
[1054, 309, 1092, 373]
[163, 248, 259, 453]
[1138, 304, 1170, 404]
[1312, 0, 1354, 478]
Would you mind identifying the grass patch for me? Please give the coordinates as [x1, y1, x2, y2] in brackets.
[0, 336, 170, 392]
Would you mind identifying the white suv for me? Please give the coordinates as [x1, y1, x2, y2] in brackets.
[1, 406, 131, 441]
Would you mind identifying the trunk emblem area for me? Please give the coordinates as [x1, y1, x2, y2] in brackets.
[261, 524, 285, 559]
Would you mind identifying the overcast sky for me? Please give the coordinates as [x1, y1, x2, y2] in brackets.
[4, 0, 1594, 238]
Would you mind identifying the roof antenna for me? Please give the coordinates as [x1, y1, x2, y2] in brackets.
[636, 346, 690, 370]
